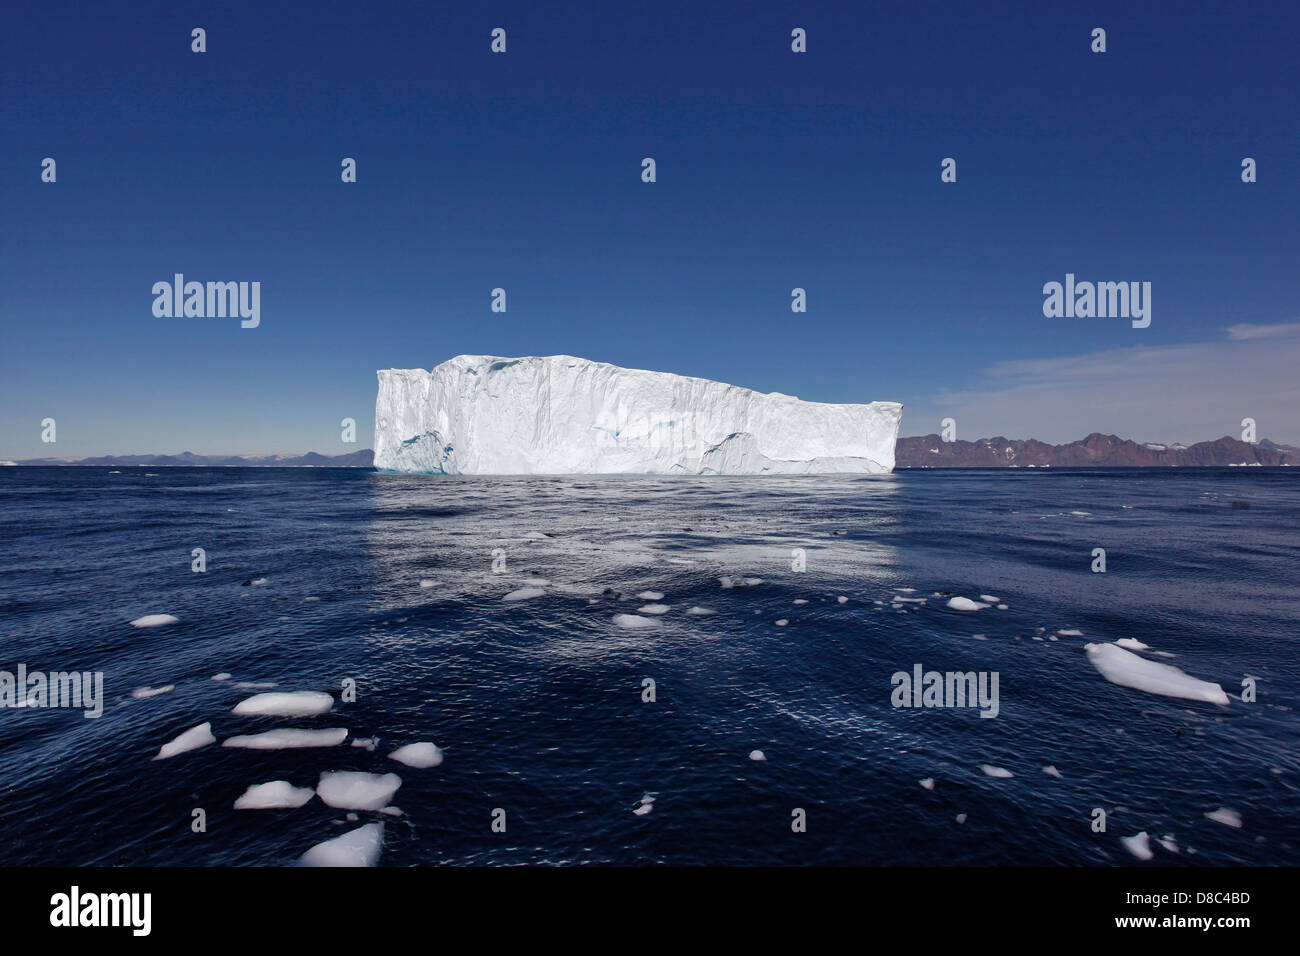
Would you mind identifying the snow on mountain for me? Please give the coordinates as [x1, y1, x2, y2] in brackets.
[374, 355, 903, 475]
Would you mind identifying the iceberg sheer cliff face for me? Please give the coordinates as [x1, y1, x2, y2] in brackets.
[374, 355, 902, 475]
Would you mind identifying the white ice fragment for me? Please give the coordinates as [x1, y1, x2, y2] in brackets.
[1057, 629, 1084, 637]
[775, 619, 789, 626]
[612, 614, 656, 629]
[955, 813, 967, 824]
[317, 771, 403, 811]
[211, 673, 232, 681]
[920, 778, 935, 790]
[351, 737, 379, 751]
[980, 764, 1014, 778]
[1122, 832, 1154, 860]
[1085, 642, 1229, 705]
[234, 780, 315, 810]
[1116, 638, 1149, 650]
[222, 728, 348, 750]
[418, 579, 437, 589]
[793, 599, 809, 605]
[232, 691, 333, 717]
[131, 685, 174, 699]
[947, 597, 989, 611]
[837, 596, 848, 603]
[299, 823, 384, 867]
[979, 594, 1001, 603]
[1043, 765, 1062, 778]
[130, 614, 179, 628]
[154, 722, 215, 760]
[749, 750, 766, 761]
[503, 587, 545, 601]
[685, 607, 716, 615]
[633, 803, 653, 816]
[1204, 807, 1242, 828]
[636, 591, 664, 601]
[637, 604, 671, 615]
[389, 742, 443, 768]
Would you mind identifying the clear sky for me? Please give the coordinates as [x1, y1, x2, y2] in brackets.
[3, 0, 1297, 457]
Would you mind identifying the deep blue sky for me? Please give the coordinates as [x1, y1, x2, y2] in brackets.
[3, 0, 1297, 456]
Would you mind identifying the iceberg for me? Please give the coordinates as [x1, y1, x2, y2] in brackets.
[374, 355, 903, 474]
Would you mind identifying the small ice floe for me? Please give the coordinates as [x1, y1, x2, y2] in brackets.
[418, 579, 437, 589]
[243, 578, 268, 587]
[895, 597, 926, 604]
[719, 576, 763, 589]
[1204, 807, 1242, 828]
[837, 596, 848, 604]
[299, 823, 384, 867]
[980, 764, 1014, 778]
[154, 722, 216, 760]
[233, 681, 278, 690]
[304, 596, 320, 602]
[130, 614, 179, 628]
[633, 802, 653, 816]
[211, 673, 231, 681]
[1085, 642, 1229, 705]
[955, 813, 967, 824]
[523, 577, 550, 586]
[232, 691, 333, 717]
[920, 778, 935, 790]
[996, 604, 1008, 610]
[234, 780, 315, 810]
[979, 594, 1001, 603]
[379, 806, 403, 817]
[1070, 511, 1091, 517]
[503, 587, 545, 601]
[1043, 765, 1063, 778]
[222, 728, 348, 750]
[972, 633, 987, 641]
[1057, 629, 1084, 637]
[637, 591, 664, 601]
[131, 685, 174, 699]
[793, 599, 809, 605]
[612, 614, 657, 629]
[947, 597, 988, 612]
[1121, 832, 1154, 861]
[895, 587, 917, 594]
[637, 604, 671, 615]
[351, 737, 379, 751]
[749, 750, 766, 761]
[1116, 638, 1149, 651]
[389, 742, 443, 768]
[1157, 834, 1180, 853]
[685, 607, 715, 616]
[774, 619, 789, 626]
[317, 771, 403, 811]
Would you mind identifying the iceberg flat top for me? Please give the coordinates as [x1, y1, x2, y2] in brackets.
[374, 354, 902, 475]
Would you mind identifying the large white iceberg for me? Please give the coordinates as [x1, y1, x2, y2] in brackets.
[374, 355, 902, 475]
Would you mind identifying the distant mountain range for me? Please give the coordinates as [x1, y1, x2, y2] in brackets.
[3, 435, 1296, 468]
[895, 433, 1298, 468]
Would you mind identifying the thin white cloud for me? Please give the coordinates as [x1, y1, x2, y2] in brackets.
[907, 325, 1300, 445]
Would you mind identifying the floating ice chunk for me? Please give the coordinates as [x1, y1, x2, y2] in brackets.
[1116, 638, 1149, 651]
[379, 806, 403, 817]
[299, 823, 384, 867]
[637, 591, 664, 601]
[1070, 511, 1091, 517]
[1057, 629, 1083, 637]
[1085, 643, 1229, 705]
[223, 728, 348, 750]
[749, 750, 766, 761]
[1043, 765, 1062, 778]
[837, 596, 848, 603]
[685, 607, 715, 616]
[1157, 834, 1180, 853]
[793, 599, 809, 605]
[418, 579, 437, 589]
[947, 597, 989, 611]
[1204, 807, 1242, 828]
[247, 577, 269, 586]
[131, 685, 174, 699]
[996, 604, 1008, 610]
[389, 742, 443, 768]
[1122, 832, 1154, 860]
[232, 691, 333, 717]
[317, 771, 403, 811]
[211, 673, 232, 681]
[503, 587, 545, 601]
[612, 614, 656, 629]
[234, 681, 278, 690]
[775, 619, 789, 626]
[234, 780, 315, 810]
[980, 764, 1014, 778]
[979, 594, 1001, 603]
[351, 737, 379, 751]
[633, 802, 653, 816]
[154, 722, 216, 760]
[895, 587, 917, 593]
[637, 604, 671, 615]
[955, 813, 967, 824]
[130, 614, 179, 628]
[920, 778, 935, 790]
[895, 597, 925, 604]
[304, 596, 320, 602]
[640, 793, 655, 805]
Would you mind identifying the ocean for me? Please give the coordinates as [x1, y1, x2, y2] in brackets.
[0, 466, 1295, 866]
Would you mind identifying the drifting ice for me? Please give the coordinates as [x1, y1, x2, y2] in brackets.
[374, 355, 903, 474]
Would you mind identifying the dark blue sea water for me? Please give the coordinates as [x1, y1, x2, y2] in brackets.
[0, 466, 1296, 866]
